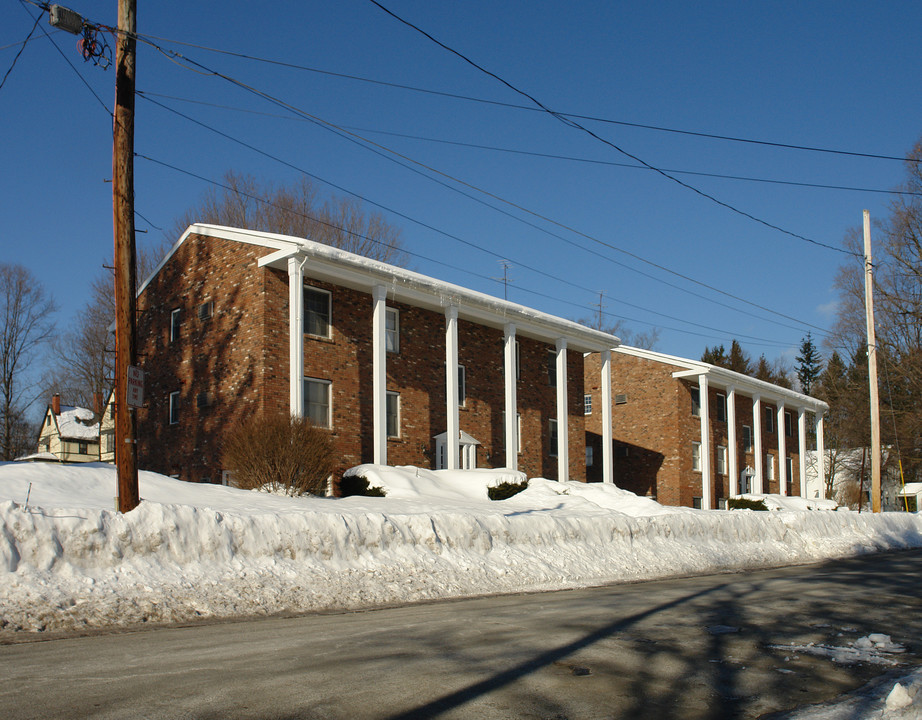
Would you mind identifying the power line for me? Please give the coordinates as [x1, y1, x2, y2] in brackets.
[367, 0, 856, 257]
[132, 31, 916, 165]
[0, 10, 42, 92]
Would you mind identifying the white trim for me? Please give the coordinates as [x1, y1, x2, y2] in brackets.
[777, 402, 787, 495]
[288, 256, 305, 417]
[503, 323, 518, 471]
[555, 338, 569, 481]
[372, 285, 387, 464]
[727, 386, 738, 496]
[601, 348, 613, 484]
[798, 408, 808, 498]
[753, 395, 763, 493]
[698, 374, 711, 509]
[445, 305, 459, 470]
[303, 377, 332, 429]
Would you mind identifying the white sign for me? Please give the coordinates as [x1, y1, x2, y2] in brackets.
[127, 366, 144, 408]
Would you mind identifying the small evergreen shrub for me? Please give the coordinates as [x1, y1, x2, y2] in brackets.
[488, 479, 529, 500]
[221, 413, 334, 496]
[339, 474, 387, 497]
[727, 497, 768, 511]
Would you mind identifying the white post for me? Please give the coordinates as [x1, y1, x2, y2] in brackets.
[816, 412, 826, 499]
[864, 210, 882, 512]
[753, 395, 763, 494]
[798, 407, 807, 498]
[287, 256, 304, 418]
[727, 385, 738, 497]
[777, 402, 787, 495]
[698, 374, 712, 508]
[503, 323, 518, 470]
[601, 349, 613, 484]
[445, 305, 460, 470]
[555, 338, 569, 482]
[372, 285, 387, 465]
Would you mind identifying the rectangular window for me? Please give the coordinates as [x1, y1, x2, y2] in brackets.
[692, 441, 701, 472]
[716, 445, 727, 475]
[303, 378, 331, 428]
[764, 406, 774, 433]
[169, 391, 180, 425]
[170, 308, 181, 342]
[501, 411, 522, 453]
[198, 300, 213, 321]
[766, 453, 775, 481]
[104, 432, 114, 454]
[385, 307, 399, 353]
[715, 393, 727, 422]
[386, 391, 400, 438]
[743, 425, 753, 453]
[515, 340, 520, 380]
[691, 387, 700, 417]
[785, 456, 794, 491]
[584, 393, 592, 415]
[304, 286, 331, 338]
[547, 350, 556, 387]
[784, 411, 794, 438]
[78, 442, 88, 455]
[585, 446, 594, 466]
[458, 365, 466, 406]
[196, 392, 212, 409]
[549, 418, 558, 457]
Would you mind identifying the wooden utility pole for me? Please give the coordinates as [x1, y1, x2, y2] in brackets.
[863, 210, 881, 513]
[113, 0, 140, 512]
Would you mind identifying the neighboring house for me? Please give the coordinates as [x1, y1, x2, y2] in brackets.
[98, 389, 116, 464]
[898, 483, 922, 513]
[36, 394, 101, 463]
[135, 224, 621, 485]
[584, 346, 829, 509]
[805, 447, 904, 510]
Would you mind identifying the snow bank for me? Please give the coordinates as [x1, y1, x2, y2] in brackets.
[1, 462, 920, 634]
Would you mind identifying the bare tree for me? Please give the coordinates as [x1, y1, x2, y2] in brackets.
[172, 171, 407, 266]
[0, 263, 56, 459]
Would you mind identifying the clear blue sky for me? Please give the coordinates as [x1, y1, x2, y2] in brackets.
[3, 1, 920, 389]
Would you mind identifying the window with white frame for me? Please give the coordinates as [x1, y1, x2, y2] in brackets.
[458, 365, 466, 406]
[743, 425, 753, 453]
[784, 410, 794, 438]
[691, 387, 700, 417]
[692, 441, 702, 472]
[766, 453, 775, 481]
[303, 378, 331, 428]
[549, 418, 558, 457]
[764, 406, 774, 433]
[785, 456, 793, 489]
[584, 393, 592, 415]
[501, 411, 522, 453]
[304, 286, 331, 338]
[385, 307, 399, 353]
[547, 350, 556, 387]
[170, 308, 181, 342]
[386, 391, 400, 437]
[515, 340, 520, 379]
[716, 445, 727, 475]
[169, 391, 180, 425]
[715, 392, 727, 422]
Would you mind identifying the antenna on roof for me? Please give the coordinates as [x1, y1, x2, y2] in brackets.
[491, 260, 514, 301]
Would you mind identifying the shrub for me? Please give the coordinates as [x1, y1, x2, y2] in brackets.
[727, 497, 768, 511]
[488, 479, 529, 500]
[339, 474, 386, 497]
[221, 413, 334, 496]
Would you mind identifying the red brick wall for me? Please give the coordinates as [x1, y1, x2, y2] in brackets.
[137, 232, 586, 485]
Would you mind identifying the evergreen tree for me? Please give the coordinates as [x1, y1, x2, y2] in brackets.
[727, 340, 753, 375]
[701, 344, 727, 367]
[795, 332, 822, 395]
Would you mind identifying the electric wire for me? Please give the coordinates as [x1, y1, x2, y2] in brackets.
[0, 10, 42, 91]
[138, 91, 825, 342]
[133, 92, 919, 198]
[135, 153, 795, 348]
[133, 31, 916, 164]
[367, 0, 856, 257]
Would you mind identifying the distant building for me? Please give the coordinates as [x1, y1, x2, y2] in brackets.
[36, 393, 102, 463]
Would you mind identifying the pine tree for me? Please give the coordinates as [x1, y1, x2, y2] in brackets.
[795, 332, 822, 395]
[727, 340, 753, 375]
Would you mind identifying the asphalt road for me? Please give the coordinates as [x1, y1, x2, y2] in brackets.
[2, 549, 922, 720]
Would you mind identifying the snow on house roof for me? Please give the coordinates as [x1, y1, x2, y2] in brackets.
[55, 405, 100, 441]
[899, 483, 922, 497]
[143, 224, 621, 354]
[613, 345, 829, 413]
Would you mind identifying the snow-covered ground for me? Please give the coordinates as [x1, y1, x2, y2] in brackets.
[2, 461, 921, 717]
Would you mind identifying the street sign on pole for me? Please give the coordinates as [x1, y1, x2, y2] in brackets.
[127, 365, 144, 408]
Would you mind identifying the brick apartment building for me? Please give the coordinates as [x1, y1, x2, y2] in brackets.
[584, 346, 829, 509]
[135, 224, 621, 485]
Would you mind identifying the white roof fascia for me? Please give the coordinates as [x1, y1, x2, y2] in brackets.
[183, 224, 620, 353]
[616, 345, 828, 413]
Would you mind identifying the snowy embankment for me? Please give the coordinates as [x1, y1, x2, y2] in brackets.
[1, 462, 921, 634]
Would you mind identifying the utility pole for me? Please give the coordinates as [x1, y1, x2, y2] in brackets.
[863, 210, 881, 513]
[113, 0, 140, 512]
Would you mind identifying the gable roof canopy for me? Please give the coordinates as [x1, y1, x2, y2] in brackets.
[614, 345, 829, 414]
[148, 224, 621, 354]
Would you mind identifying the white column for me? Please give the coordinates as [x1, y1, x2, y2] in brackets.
[555, 338, 569, 482]
[777, 402, 787, 495]
[503, 323, 518, 471]
[287, 256, 304, 418]
[727, 385, 738, 497]
[798, 407, 807, 498]
[444, 306, 460, 470]
[372, 285, 387, 466]
[698, 374, 712, 508]
[753, 395, 763, 494]
[816, 412, 826, 499]
[601, 349, 613, 484]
